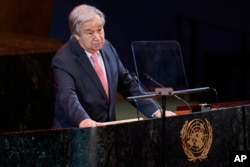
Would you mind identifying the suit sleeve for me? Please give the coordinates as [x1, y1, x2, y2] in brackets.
[52, 57, 90, 127]
[118, 71, 160, 117]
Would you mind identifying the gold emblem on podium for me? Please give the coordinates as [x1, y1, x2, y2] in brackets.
[180, 119, 213, 162]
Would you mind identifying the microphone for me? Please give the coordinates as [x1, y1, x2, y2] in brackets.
[143, 73, 165, 88]
[130, 72, 141, 120]
[130, 72, 162, 116]
[143, 72, 192, 111]
[130, 72, 160, 97]
[143, 73, 211, 95]
[131, 72, 138, 80]
[131, 72, 151, 93]
[131, 72, 141, 86]
[172, 87, 210, 95]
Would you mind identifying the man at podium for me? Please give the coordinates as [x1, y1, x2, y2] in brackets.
[51, 4, 176, 129]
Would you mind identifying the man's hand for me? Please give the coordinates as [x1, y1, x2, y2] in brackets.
[79, 119, 104, 128]
[153, 109, 176, 118]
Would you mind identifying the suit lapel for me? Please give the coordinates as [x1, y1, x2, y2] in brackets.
[72, 40, 109, 99]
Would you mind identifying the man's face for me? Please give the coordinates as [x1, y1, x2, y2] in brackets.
[76, 14, 105, 53]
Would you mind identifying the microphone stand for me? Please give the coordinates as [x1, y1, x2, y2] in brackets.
[161, 95, 166, 167]
[155, 88, 173, 167]
[127, 87, 173, 167]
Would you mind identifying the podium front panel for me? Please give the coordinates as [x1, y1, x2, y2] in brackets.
[0, 105, 249, 166]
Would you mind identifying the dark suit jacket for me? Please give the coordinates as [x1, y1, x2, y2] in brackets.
[52, 39, 159, 128]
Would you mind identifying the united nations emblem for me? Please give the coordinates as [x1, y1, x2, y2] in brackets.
[180, 119, 213, 162]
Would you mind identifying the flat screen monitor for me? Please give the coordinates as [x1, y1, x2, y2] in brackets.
[131, 40, 188, 91]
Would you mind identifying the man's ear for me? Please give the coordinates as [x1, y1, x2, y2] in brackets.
[75, 34, 80, 40]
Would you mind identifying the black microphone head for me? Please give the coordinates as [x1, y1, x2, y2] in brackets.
[143, 73, 150, 79]
[142, 72, 165, 88]
[131, 72, 140, 82]
[131, 72, 138, 79]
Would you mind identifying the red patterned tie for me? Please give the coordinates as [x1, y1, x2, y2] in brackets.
[91, 53, 109, 97]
